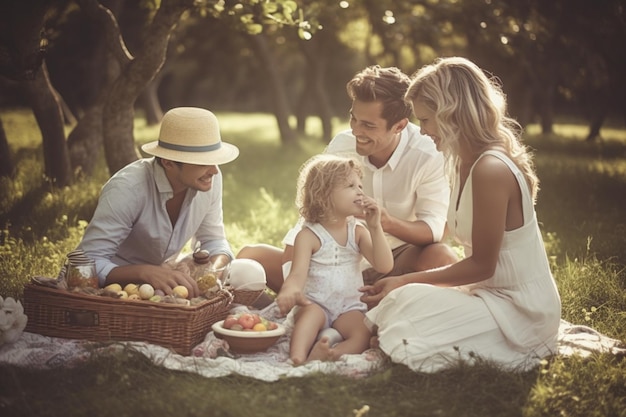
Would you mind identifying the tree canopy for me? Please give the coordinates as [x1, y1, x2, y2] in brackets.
[1, 0, 624, 184]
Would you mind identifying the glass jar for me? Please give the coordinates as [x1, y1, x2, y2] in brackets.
[192, 250, 223, 294]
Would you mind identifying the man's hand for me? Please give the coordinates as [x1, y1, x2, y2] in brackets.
[105, 264, 201, 298]
[145, 265, 200, 298]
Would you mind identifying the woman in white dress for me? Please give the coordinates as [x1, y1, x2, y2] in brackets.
[360, 57, 561, 372]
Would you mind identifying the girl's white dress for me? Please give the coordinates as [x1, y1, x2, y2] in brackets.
[365, 150, 561, 372]
[300, 218, 367, 325]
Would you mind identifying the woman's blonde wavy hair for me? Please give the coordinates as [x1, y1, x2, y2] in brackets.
[405, 57, 539, 201]
[296, 154, 364, 223]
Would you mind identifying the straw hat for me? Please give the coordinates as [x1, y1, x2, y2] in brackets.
[141, 107, 239, 165]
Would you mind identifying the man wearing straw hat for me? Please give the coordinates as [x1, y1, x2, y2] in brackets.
[77, 107, 239, 298]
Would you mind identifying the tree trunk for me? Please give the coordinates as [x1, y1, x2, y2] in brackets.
[102, 0, 193, 174]
[295, 75, 314, 134]
[298, 36, 333, 142]
[137, 75, 164, 126]
[537, 61, 556, 135]
[67, 103, 105, 175]
[22, 61, 73, 186]
[69, 0, 191, 176]
[585, 116, 605, 142]
[247, 33, 296, 145]
[0, 118, 15, 178]
[67, 0, 128, 174]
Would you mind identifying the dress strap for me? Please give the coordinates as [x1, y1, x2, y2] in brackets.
[303, 222, 330, 244]
[304, 218, 359, 249]
[478, 150, 534, 224]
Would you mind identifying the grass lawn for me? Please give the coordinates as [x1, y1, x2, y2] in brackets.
[0, 109, 625, 417]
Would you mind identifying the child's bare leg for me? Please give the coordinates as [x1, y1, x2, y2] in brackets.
[307, 310, 370, 362]
[289, 304, 326, 365]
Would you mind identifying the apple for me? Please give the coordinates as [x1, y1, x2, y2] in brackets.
[223, 316, 239, 329]
[117, 290, 128, 299]
[237, 313, 255, 329]
[218, 313, 279, 332]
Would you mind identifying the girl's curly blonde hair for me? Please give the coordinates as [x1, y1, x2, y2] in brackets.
[296, 154, 364, 223]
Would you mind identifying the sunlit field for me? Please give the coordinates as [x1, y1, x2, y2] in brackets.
[1, 109, 625, 417]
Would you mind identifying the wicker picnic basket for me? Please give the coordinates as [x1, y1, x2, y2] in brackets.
[231, 288, 264, 306]
[23, 283, 232, 355]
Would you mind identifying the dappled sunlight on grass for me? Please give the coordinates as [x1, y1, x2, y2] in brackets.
[525, 122, 626, 142]
[1, 108, 43, 151]
[525, 354, 626, 417]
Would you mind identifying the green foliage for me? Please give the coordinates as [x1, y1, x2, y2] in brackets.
[525, 355, 626, 417]
[201, 0, 319, 39]
[0, 111, 625, 417]
[0, 219, 88, 299]
[556, 255, 626, 340]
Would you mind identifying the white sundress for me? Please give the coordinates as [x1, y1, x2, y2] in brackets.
[365, 150, 561, 372]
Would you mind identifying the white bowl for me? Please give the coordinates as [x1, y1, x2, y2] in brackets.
[212, 320, 285, 353]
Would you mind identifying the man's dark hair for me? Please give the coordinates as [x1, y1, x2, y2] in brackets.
[346, 65, 413, 129]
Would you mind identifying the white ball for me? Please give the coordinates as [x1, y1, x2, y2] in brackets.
[227, 259, 266, 290]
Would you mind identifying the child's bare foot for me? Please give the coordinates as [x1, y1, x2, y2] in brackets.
[291, 357, 305, 366]
[306, 336, 336, 362]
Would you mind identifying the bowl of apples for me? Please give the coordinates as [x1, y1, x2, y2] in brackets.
[212, 312, 285, 354]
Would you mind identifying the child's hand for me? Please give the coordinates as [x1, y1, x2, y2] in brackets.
[276, 286, 311, 316]
[360, 196, 382, 228]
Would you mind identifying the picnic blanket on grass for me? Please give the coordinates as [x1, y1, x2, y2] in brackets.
[0, 302, 624, 382]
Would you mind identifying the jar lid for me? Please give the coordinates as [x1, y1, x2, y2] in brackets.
[193, 250, 210, 264]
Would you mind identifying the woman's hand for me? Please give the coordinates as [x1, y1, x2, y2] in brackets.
[359, 275, 405, 309]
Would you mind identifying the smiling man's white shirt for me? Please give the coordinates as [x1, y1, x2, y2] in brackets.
[283, 122, 449, 250]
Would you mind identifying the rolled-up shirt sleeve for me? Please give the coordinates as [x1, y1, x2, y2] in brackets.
[193, 172, 234, 260]
[412, 150, 449, 242]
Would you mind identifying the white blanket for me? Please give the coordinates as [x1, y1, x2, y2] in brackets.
[0, 302, 624, 382]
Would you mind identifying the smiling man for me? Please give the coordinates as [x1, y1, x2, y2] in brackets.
[238, 66, 457, 296]
[77, 107, 239, 298]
